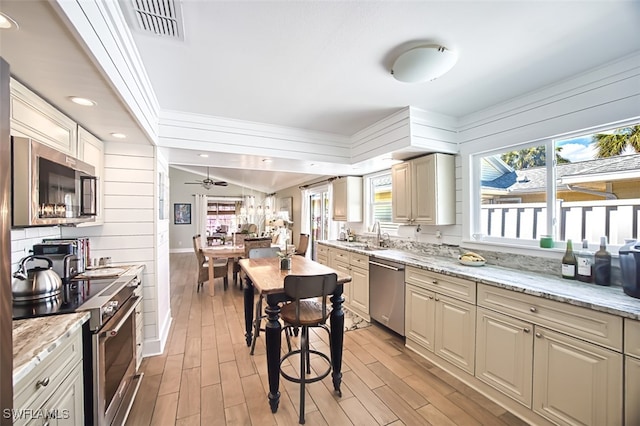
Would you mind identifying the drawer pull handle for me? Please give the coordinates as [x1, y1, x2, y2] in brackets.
[523, 328, 530, 333]
[530, 307, 537, 313]
[535, 332, 543, 338]
[37, 377, 50, 388]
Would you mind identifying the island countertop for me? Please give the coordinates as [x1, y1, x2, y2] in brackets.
[319, 240, 640, 320]
[13, 312, 89, 383]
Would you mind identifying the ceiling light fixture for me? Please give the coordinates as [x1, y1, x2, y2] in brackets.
[262, 158, 273, 163]
[110, 132, 127, 139]
[199, 154, 209, 158]
[69, 96, 97, 106]
[0, 12, 18, 30]
[391, 44, 457, 83]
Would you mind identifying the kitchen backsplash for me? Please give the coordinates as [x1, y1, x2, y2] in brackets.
[10, 227, 61, 273]
[358, 235, 623, 286]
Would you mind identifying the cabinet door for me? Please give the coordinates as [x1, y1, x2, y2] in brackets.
[476, 307, 533, 407]
[626, 356, 640, 426]
[349, 265, 369, 318]
[45, 364, 84, 426]
[332, 178, 347, 221]
[405, 284, 436, 351]
[434, 294, 476, 374]
[411, 155, 436, 224]
[533, 327, 622, 426]
[77, 126, 104, 226]
[333, 260, 351, 306]
[391, 162, 412, 223]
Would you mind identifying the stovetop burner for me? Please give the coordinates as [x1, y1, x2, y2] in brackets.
[12, 277, 119, 320]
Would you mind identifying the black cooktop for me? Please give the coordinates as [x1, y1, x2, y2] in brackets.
[12, 277, 116, 320]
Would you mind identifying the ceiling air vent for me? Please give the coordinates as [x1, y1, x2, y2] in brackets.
[124, 0, 184, 40]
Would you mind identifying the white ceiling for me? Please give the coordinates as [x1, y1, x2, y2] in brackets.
[1, 1, 640, 192]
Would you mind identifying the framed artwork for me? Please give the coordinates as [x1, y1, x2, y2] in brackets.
[278, 197, 293, 221]
[174, 203, 191, 225]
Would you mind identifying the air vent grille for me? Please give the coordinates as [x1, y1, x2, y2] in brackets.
[129, 0, 183, 39]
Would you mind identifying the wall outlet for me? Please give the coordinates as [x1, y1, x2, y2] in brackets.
[435, 230, 442, 239]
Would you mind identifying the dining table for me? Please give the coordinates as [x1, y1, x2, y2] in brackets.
[201, 244, 245, 296]
[239, 255, 352, 413]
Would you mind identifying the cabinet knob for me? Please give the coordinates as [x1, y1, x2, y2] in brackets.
[432, 280, 438, 284]
[530, 307, 537, 313]
[523, 328, 530, 333]
[435, 297, 440, 302]
[36, 377, 50, 388]
[535, 332, 543, 338]
[428, 296, 434, 300]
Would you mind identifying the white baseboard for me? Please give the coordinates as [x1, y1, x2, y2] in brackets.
[170, 248, 192, 254]
[142, 310, 172, 357]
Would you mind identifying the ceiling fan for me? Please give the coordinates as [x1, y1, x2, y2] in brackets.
[184, 167, 228, 189]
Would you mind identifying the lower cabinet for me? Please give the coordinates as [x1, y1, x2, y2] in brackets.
[625, 356, 640, 425]
[14, 326, 84, 426]
[532, 327, 622, 426]
[405, 282, 475, 374]
[328, 247, 369, 320]
[476, 307, 533, 407]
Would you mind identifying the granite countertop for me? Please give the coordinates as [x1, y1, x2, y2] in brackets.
[13, 312, 90, 383]
[319, 240, 640, 320]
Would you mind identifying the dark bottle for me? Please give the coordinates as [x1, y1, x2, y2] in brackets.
[561, 239, 577, 279]
[576, 239, 593, 283]
[594, 236, 611, 286]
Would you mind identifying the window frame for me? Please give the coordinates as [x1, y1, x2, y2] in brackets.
[364, 169, 399, 236]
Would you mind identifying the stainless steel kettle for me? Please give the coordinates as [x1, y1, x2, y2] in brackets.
[12, 255, 63, 302]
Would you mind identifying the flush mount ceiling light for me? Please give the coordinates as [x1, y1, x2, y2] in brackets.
[391, 45, 458, 83]
[0, 12, 18, 30]
[69, 96, 97, 106]
[110, 132, 127, 139]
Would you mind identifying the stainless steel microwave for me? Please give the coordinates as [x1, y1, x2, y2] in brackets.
[12, 136, 97, 227]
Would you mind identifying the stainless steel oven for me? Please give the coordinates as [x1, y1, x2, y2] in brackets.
[94, 293, 141, 426]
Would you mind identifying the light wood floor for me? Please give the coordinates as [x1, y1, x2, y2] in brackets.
[125, 253, 530, 426]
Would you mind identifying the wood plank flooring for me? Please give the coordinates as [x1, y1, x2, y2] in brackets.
[126, 253, 530, 425]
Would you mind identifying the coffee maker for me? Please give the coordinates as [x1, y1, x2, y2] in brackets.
[33, 237, 90, 279]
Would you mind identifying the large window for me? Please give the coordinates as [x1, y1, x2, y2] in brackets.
[474, 122, 640, 248]
[366, 171, 399, 235]
[206, 201, 238, 234]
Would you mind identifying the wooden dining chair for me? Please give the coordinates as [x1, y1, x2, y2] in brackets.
[296, 233, 310, 257]
[279, 273, 338, 424]
[192, 234, 229, 292]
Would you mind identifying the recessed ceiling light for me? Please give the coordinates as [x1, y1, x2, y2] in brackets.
[110, 133, 127, 139]
[69, 96, 97, 106]
[262, 158, 273, 163]
[0, 12, 18, 30]
[199, 154, 209, 158]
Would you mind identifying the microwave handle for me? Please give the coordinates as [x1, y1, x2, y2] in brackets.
[80, 175, 98, 216]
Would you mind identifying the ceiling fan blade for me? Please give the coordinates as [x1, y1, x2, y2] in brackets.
[214, 181, 228, 186]
[184, 182, 203, 184]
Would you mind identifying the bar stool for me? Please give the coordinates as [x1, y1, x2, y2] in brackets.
[279, 273, 337, 424]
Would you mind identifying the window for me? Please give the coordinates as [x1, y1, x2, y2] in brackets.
[206, 201, 238, 234]
[366, 171, 399, 235]
[473, 122, 640, 248]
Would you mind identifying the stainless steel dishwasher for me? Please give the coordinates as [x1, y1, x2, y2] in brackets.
[369, 257, 405, 336]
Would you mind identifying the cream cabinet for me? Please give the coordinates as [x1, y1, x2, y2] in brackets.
[77, 126, 104, 226]
[329, 247, 369, 320]
[331, 176, 362, 222]
[317, 244, 329, 265]
[476, 284, 623, 426]
[476, 307, 533, 408]
[14, 325, 84, 426]
[9, 77, 78, 156]
[391, 153, 455, 225]
[532, 327, 622, 426]
[405, 267, 476, 374]
[625, 318, 640, 425]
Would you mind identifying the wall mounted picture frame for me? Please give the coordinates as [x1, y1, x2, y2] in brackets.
[278, 196, 293, 221]
[174, 203, 191, 225]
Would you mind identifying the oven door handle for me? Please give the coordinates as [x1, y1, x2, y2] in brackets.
[100, 296, 140, 340]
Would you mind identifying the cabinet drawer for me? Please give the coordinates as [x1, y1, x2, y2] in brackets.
[406, 266, 476, 304]
[317, 245, 329, 257]
[478, 283, 622, 351]
[350, 252, 369, 269]
[625, 318, 640, 357]
[332, 249, 349, 264]
[14, 327, 83, 415]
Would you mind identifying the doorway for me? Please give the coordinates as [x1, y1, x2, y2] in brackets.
[309, 188, 330, 260]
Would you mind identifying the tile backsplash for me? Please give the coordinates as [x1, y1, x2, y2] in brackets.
[10, 227, 61, 274]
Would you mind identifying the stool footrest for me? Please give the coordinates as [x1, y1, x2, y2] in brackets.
[280, 349, 331, 384]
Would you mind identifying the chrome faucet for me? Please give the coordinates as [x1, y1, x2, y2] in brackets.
[372, 220, 381, 247]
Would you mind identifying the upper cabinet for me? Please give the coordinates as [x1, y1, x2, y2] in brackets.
[332, 176, 362, 222]
[391, 153, 455, 225]
[78, 126, 105, 226]
[9, 78, 78, 156]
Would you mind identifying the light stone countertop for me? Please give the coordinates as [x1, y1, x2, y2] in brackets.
[12, 312, 90, 383]
[320, 240, 640, 320]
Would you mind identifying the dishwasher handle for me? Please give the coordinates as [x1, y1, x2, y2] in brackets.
[369, 260, 404, 271]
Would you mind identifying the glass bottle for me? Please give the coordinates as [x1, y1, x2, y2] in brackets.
[576, 239, 593, 283]
[594, 236, 611, 286]
[561, 239, 577, 279]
